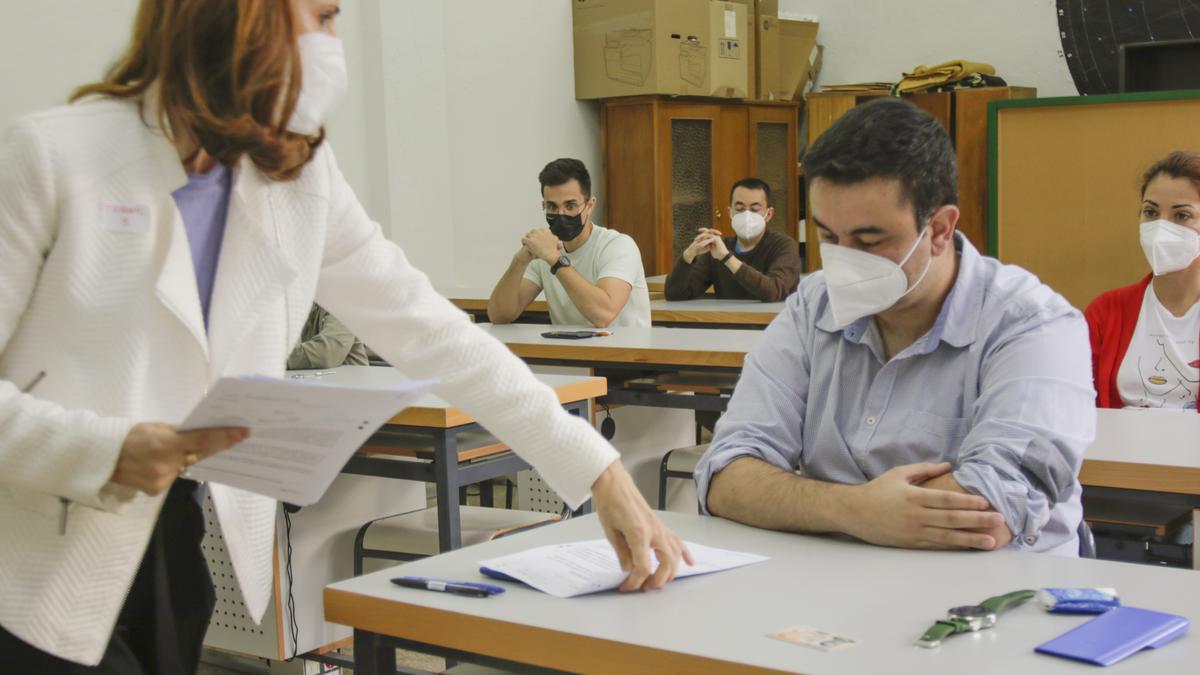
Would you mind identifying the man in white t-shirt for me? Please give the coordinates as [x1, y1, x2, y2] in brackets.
[488, 158, 650, 328]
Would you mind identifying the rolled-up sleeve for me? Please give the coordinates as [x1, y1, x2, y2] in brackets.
[696, 294, 811, 513]
[953, 308, 1096, 550]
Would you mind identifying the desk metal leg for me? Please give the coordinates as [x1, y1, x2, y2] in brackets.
[1193, 509, 1199, 571]
[435, 431, 462, 552]
[354, 630, 396, 675]
[565, 400, 595, 517]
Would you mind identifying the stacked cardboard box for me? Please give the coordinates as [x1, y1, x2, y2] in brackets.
[743, 0, 821, 101]
[572, 0, 819, 102]
[572, 0, 750, 99]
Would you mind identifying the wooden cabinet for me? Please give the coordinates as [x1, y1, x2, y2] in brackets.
[600, 96, 800, 275]
[804, 86, 1036, 270]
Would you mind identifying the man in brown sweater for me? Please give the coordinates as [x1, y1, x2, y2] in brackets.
[664, 178, 802, 302]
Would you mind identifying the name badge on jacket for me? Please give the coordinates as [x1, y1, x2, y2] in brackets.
[100, 203, 150, 234]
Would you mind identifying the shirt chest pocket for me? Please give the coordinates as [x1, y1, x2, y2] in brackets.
[899, 410, 970, 458]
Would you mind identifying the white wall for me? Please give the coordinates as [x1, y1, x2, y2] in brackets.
[360, 0, 604, 289]
[2, 1, 1079, 289]
[0, 1, 139, 126]
[779, 0, 1079, 97]
[0, 1, 600, 293]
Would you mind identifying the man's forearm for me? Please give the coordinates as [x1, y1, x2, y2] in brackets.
[556, 267, 622, 327]
[487, 257, 531, 323]
[706, 457, 856, 534]
[922, 472, 1013, 549]
[731, 261, 793, 302]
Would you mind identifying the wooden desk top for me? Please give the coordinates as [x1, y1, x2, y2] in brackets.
[478, 323, 761, 369]
[286, 366, 605, 429]
[325, 512, 1200, 674]
[1080, 409, 1200, 496]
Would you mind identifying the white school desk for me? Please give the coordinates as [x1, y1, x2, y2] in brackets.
[1081, 409, 1200, 496]
[326, 366, 605, 551]
[477, 322, 761, 372]
[648, 298, 784, 329]
[440, 286, 551, 318]
[1080, 409, 1200, 568]
[440, 287, 780, 328]
[647, 273, 666, 293]
[326, 511, 1200, 675]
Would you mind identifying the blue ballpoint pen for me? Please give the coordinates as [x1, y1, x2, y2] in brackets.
[391, 576, 505, 598]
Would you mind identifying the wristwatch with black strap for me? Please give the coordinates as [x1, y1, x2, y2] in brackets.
[550, 255, 572, 275]
[915, 590, 1036, 648]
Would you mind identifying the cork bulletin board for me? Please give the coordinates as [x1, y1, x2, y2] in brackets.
[988, 91, 1200, 309]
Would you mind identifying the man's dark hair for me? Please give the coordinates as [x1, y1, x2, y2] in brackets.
[729, 177, 772, 206]
[539, 158, 592, 199]
[803, 98, 957, 230]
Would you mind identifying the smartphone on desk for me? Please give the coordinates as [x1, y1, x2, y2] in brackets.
[541, 330, 610, 340]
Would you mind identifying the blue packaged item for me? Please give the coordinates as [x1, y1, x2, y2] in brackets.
[1035, 606, 1188, 666]
[1037, 587, 1120, 614]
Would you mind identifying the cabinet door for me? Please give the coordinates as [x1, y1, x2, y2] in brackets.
[659, 103, 721, 274]
[748, 106, 799, 242]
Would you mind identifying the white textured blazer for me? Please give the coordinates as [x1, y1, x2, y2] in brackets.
[0, 97, 618, 665]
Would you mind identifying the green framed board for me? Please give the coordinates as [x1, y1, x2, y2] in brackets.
[988, 89, 1200, 309]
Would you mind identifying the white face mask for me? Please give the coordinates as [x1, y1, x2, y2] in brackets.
[731, 210, 766, 241]
[287, 32, 349, 136]
[1140, 219, 1200, 276]
[820, 227, 932, 328]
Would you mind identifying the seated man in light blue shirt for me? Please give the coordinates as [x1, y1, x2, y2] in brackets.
[696, 98, 1096, 555]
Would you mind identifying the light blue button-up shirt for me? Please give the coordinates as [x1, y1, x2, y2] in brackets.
[695, 234, 1096, 555]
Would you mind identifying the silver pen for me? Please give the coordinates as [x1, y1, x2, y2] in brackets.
[17, 372, 68, 535]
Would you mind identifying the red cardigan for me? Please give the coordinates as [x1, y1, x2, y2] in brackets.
[1085, 274, 1200, 412]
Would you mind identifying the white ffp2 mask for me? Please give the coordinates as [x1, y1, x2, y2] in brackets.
[1140, 219, 1200, 276]
[732, 210, 766, 241]
[820, 227, 932, 328]
[288, 32, 349, 136]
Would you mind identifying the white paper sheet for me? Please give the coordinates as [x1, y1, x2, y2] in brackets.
[181, 375, 435, 505]
[479, 539, 768, 598]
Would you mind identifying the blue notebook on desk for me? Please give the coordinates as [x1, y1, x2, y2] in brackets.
[1035, 606, 1189, 666]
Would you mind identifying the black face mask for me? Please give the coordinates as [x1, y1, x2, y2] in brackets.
[546, 210, 586, 242]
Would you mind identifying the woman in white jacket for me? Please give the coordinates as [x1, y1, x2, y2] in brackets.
[0, 0, 688, 671]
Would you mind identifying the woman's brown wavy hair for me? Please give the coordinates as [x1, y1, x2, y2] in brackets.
[1141, 151, 1200, 198]
[71, 0, 321, 180]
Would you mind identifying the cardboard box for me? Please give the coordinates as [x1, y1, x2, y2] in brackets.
[572, 0, 748, 100]
[777, 18, 820, 100]
[757, 17, 819, 100]
[758, 15, 780, 99]
[726, 0, 757, 98]
[708, 2, 750, 98]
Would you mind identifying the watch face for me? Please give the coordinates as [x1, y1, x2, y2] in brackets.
[948, 605, 991, 619]
[949, 605, 997, 631]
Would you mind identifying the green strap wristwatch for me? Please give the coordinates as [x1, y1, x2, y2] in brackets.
[915, 590, 1036, 648]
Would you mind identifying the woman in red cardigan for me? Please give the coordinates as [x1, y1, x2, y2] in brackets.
[1085, 150, 1200, 412]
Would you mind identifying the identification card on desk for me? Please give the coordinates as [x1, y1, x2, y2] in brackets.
[768, 626, 861, 652]
[181, 375, 436, 505]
